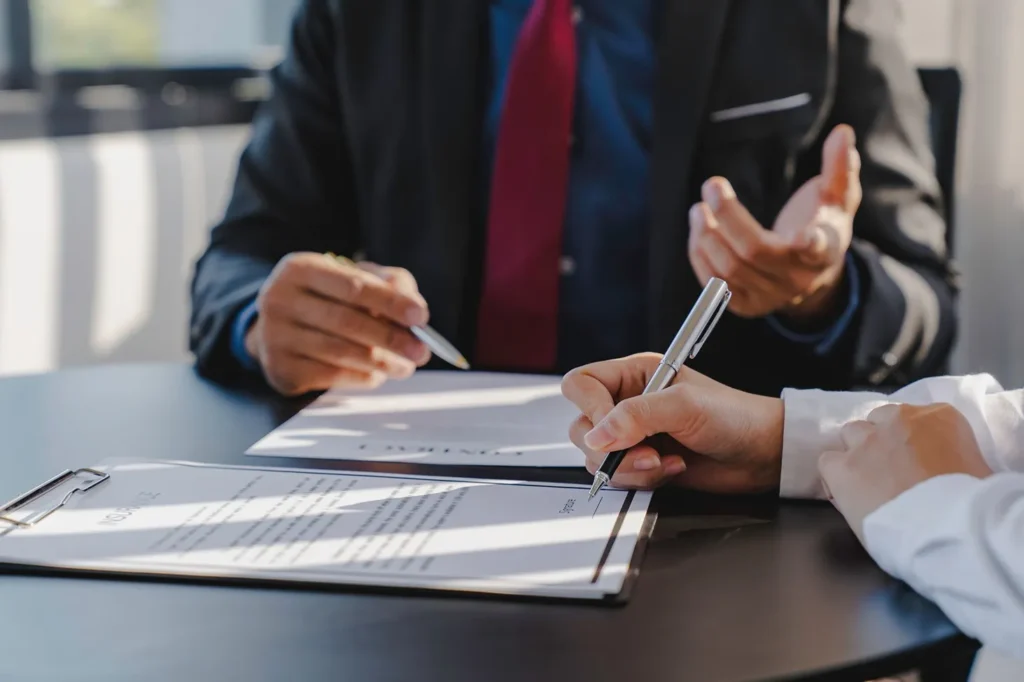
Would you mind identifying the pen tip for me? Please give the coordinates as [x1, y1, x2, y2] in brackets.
[588, 478, 604, 500]
[455, 357, 470, 370]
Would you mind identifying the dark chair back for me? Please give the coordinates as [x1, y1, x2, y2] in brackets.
[917, 67, 963, 253]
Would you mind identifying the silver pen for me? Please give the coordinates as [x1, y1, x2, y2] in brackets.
[588, 277, 731, 499]
[325, 253, 470, 370]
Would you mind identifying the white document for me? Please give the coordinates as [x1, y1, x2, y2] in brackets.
[246, 371, 585, 467]
[0, 460, 653, 600]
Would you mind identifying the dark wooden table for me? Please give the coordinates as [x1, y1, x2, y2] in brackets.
[0, 364, 976, 682]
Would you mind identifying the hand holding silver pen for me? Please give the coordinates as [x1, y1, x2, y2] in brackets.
[587, 278, 731, 498]
[326, 253, 469, 370]
[240, 251, 466, 397]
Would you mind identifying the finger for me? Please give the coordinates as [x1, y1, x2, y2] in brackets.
[689, 243, 769, 317]
[584, 445, 686, 490]
[791, 221, 828, 259]
[690, 250, 768, 318]
[271, 325, 417, 380]
[264, 354, 386, 396]
[866, 402, 903, 425]
[573, 418, 683, 485]
[816, 449, 869, 543]
[300, 256, 429, 327]
[357, 262, 427, 302]
[688, 202, 705, 249]
[689, 244, 717, 288]
[688, 204, 719, 288]
[793, 206, 847, 267]
[562, 354, 663, 424]
[585, 388, 695, 453]
[579, 443, 655, 477]
[570, 413, 596, 451]
[570, 414, 612, 473]
[846, 145, 863, 212]
[702, 178, 788, 261]
[839, 420, 875, 450]
[697, 187, 796, 292]
[610, 453, 687, 490]
[696, 215, 741, 284]
[817, 449, 849, 500]
[562, 371, 617, 427]
[820, 124, 858, 208]
[700, 221, 797, 301]
[692, 209, 786, 315]
[281, 293, 430, 363]
[579, 441, 673, 477]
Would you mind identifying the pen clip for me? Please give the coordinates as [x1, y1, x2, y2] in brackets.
[689, 290, 731, 359]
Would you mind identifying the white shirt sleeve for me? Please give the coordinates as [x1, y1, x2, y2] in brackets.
[863, 473, 1024, 660]
[779, 374, 1023, 499]
[780, 374, 1024, 661]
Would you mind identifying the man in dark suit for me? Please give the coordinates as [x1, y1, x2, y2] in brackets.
[191, 0, 957, 398]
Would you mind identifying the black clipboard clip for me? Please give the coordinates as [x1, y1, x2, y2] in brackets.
[0, 468, 109, 536]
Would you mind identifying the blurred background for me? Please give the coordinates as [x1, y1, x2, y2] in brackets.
[0, 0, 1020, 384]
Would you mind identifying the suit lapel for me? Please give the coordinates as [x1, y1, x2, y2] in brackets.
[420, 1, 487, 348]
[649, 0, 733, 347]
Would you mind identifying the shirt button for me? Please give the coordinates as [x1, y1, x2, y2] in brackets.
[572, 6, 584, 25]
[559, 256, 577, 276]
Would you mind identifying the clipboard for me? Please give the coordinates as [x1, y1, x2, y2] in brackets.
[0, 467, 110, 535]
[0, 461, 656, 605]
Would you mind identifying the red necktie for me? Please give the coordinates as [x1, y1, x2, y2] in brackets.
[475, 0, 576, 371]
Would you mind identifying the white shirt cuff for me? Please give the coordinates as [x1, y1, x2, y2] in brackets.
[779, 388, 892, 499]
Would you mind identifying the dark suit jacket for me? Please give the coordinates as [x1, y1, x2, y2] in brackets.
[190, 0, 958, 397]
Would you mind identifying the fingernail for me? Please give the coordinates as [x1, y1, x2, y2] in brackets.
[405, 306, 428, 327]
[709, 179, 735, 212]
[391, 360, 416, 379]
[584, 423, 614, 450]
[633, 456, 660, 471]
[689, 203, 703, 224]
[664, 460, 685, 476]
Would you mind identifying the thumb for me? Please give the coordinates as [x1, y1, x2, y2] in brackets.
[790, 124, 858, 266]
[820, 124, 859, 208]
[584, 389, 693, 452]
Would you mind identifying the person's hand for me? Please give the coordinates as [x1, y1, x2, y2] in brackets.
[245, 252, 432, 396]
[561, 354, 784, 494]
[819, 403, 994, 544]
[688, 123, 862, 321]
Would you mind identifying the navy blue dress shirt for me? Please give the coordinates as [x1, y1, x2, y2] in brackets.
[485, 0, 655, 370]
[231, 0, 859, 372]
